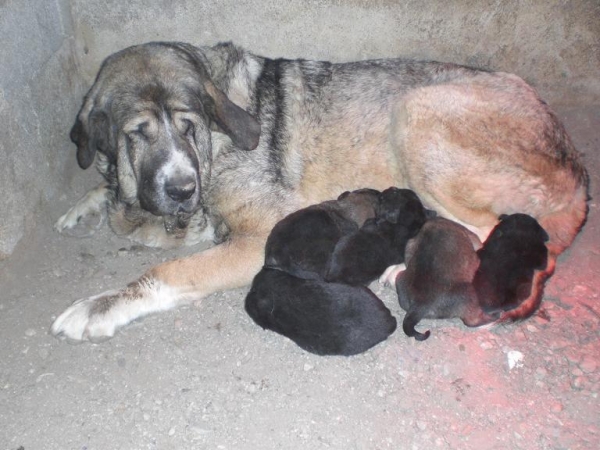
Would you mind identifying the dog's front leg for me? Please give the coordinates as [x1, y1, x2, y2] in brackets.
[51, 235, 266, 343]
[54, 183, 109, 237]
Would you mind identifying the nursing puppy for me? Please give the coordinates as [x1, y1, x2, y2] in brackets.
[247, 187, 396, 355]
[474, 214, 549, 314]
[325, 188, 431, 285]
[245, 268, 397, 356]
[383, 217, 498, 341]
[264, 188, 380, 280]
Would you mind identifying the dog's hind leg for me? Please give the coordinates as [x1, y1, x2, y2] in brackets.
[51, 235, 267, 342]
[54, 183, 109, 237]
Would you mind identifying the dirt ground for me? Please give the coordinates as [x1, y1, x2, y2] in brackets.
[1, 107, 598, 450]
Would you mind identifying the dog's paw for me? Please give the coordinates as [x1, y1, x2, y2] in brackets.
[54, 185, 108, 237]
[54, 205, 106, 238]
[50, 290, 120, 343]
[378, 263, 406, 286]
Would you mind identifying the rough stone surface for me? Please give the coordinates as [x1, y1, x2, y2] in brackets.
[0, 107, 598, 450]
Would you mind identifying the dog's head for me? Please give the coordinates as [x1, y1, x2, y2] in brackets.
[70, 42, 260, 233]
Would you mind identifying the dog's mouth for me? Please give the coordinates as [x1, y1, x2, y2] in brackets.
[164, 211, 193, 236]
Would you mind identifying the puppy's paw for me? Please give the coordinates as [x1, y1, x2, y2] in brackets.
[378, 263, 406, 286]
[50, 290, 120, 343]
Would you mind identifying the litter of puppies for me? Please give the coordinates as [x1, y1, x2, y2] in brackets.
[245, 187, 550, 355]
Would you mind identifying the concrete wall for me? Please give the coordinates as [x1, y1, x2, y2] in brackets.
[0, 0, 85, 259]
[1, 0, 599, 259]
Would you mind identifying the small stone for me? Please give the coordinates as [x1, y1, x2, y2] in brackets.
[535, 367, 547, 379]
[551, 402, 564, 413]
[526, 324, 538, 333]
[117, 248, 129, 256]
[549, 339, 570, 350]
[25, 328, 36, 337]
[571, 367, 584, 377]
[579, 355, 597, 374]
[479, 341, 494, 350]
[458, 344, 466, 352]
[168, 427, 175, 436]
[416, 421, 427, 431]
[143, 413, 150, 421]
[303, 363, 314, 372]
[507, 350, 524, 370]
[572, 376, 587, 390]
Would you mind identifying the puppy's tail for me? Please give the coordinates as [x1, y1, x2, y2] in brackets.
[402, 308, 431, 341]
[496, 255, 555, 323]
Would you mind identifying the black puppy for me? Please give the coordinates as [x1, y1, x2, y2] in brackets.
[325, 188, 431, 285]
[245, 268, 397, 356]
[474, 213, 549, 314]
[247, 188, 397, 356]
[381, 217, 499, 341]
[264, 188, 380, 280]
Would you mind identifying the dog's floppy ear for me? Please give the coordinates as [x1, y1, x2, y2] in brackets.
[172, 42, 261, 151]
[203, 81, 261, 151]
[71, 109, 114, 169]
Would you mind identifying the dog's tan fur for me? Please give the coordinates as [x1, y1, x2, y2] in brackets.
[52, 42, 588, 342]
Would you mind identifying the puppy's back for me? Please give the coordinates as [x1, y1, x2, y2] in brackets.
[245, 268, 397, 355]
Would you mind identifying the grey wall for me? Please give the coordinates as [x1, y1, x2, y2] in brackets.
[1, 0, 599, 259]
[0, 0, 85, 259]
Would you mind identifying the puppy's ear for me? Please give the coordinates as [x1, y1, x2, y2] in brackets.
[203, 81, 261, 151]
[72, 110, 113, 169]
[499, 214, 509, 221]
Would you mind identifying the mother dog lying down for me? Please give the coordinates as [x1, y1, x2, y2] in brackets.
[52, 41, 588, 342]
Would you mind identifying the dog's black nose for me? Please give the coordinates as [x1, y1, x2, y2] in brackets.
[166, 178, 196, 202]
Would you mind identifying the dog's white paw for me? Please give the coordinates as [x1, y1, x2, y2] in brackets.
[54, 207, 106, 238]
[378, 263, 406, 286]
[51, 290, 120, 343]
[54, 185, 108, 237]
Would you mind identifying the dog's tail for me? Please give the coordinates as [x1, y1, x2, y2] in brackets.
[402, 308, 431, 341]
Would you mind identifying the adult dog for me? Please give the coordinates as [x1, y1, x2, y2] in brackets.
[52, 41, 588, 342]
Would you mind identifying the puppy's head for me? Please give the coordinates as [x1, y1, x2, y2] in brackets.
[336, 188, 381, 226]
[376, 187, 429, 235]
[487, 214, 549, 270]
[70, 42, 260, 234]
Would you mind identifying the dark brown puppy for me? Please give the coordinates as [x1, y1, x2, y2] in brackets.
[325, 188, 431, 285]
[264, 188, 380, 280]
[246, 187, 397, 356]
[245, 268, 397, 356]
[474, 214, 549, 315]
[386, 217, 498, 341]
